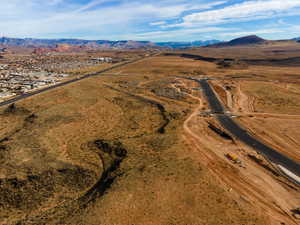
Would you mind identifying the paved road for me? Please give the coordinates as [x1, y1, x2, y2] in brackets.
[0, 56, 146, 108]
[197, 79, 300, 185]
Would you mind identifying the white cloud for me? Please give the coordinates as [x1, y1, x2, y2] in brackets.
[0, 0, 299, 41]
[134, 27, 233, 40]
[150, 21, 166, 26]
[0, 0, 227, 38]
[175, 0, 300, 27]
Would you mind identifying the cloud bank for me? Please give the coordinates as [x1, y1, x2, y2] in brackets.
[0, 0, 299, 41]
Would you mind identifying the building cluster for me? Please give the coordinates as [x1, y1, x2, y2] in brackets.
[0, 63, 69, 100]
[27, 56, 115, 73]
[0, 54, 117, 101]
[91, 57, 113, 63]
[40, 58, 107, 72]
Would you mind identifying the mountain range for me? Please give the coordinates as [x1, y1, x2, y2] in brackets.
[0, 37, 221, 49]
[0, 36, 299, 50]
[0, 37, 156, 49]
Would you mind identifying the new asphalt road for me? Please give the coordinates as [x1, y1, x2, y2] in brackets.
[197, 79, 300, 185]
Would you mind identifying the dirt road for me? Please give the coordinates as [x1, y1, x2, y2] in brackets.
[177, 78, 300, 225]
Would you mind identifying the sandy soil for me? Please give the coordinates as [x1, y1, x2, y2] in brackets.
[0, 55, 269, 225]
[1, 49, 300, 224]
[175, 78, 300, 225]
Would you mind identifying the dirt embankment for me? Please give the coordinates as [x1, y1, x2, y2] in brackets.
[178, 78, 300, 225]
[212, 80, 300, 162]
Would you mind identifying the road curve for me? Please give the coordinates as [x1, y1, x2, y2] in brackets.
[0, 56, 147, 108]
[197, 79, 300, 185]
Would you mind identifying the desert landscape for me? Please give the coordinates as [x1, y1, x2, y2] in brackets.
[0, 34, 299, 225]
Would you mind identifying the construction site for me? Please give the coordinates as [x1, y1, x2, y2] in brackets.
[0, 40, 300, 225]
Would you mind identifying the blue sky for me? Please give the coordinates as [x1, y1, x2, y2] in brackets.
[1, 0, 300, 41]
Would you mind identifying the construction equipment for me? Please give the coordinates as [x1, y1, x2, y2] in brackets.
[292, 207, 300, 219]
[225, 153, 240, 163]
[225, 153, 245, 168]
[294, 207, 300, 214]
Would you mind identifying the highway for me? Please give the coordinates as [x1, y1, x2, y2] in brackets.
[197, 79, 300, 186]
[0, 56, 147, 108]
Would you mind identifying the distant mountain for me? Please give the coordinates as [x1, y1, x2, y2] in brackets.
[155, 40, 221, 48]
[32, 44, 89, 54]
[0, 37, 156, 49]
[0, 37, 224, 51]
[209, 35, 267, 47]
[292, 37, 300, 41]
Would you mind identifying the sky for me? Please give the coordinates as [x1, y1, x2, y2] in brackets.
[1, 0, 300, 41]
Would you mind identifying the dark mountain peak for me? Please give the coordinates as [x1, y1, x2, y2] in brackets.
[208, 35, 267, 48]
[228, 35, 266, 45]
[292, 37, 300, 41]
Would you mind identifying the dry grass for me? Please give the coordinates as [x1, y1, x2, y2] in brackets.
[110, 55, 217, 77]
[66, 63, 112, 75]
[242, 81, 300, 114]
[0, 55, 267, 225]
